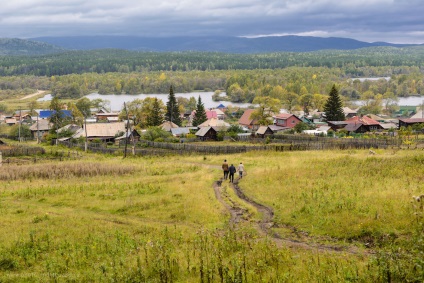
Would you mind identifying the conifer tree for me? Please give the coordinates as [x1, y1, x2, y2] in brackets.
[192, 96, 208, 126]
[324, 85, 345, 121]
[147, 98, 164, 126]
[165, 85, 182, 126]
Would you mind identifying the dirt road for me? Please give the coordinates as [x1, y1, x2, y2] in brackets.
[19, 90, 46, 100]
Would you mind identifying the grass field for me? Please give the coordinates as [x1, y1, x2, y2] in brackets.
[0, 148, 423, 282]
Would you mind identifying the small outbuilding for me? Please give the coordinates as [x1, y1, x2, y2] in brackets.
[195, 126, 218, 141]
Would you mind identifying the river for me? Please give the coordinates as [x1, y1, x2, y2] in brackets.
[38, 92, 252, 111]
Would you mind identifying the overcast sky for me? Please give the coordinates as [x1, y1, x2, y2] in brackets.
[1, 0, 423, 43]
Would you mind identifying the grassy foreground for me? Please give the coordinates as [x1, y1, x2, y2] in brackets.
[0, 149, 423, 282]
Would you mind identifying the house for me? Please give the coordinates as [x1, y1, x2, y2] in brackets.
[195, 126, 218, 141]
[198, 118, 230, 130]
[327, 121, 349, 131]
[343, 107, 358, 118]
[4, 117, 17, 126]
[160, 121, 179, 132]
[205, 110, 218, 119]
[72, 122, 126, 142]
[345, 116, 383, 132]
[29, 119, 51, 140]
[238, 109, 259, 131]
[210, 108, 225, 120]
[96, 112, 120, 122]
[115, 129, 141, 144]
[398, 118, 424, 129]
[255, 125, 287, 138]
[273, 113, 302, 128]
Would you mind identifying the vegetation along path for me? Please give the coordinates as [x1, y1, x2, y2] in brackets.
[214, 178, 372, 256]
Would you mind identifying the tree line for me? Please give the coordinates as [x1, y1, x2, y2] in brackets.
[0, 47, 424, 76]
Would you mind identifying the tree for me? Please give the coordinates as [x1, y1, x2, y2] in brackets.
[9, 124, 31, 139]
[76, 97, 92, 118]
[165, 85, 182, 126]
[299, 93, 313, 115]
[251, 96, 281, 125]
[323, 85, 345, 121]
[146, 98, 164, 127]
[192, 96, 207, 126]
[49, 96, 68, 132]
[27, 100, 39, 116]
[91, 98, 110, 112]
[294, 122, 311, 133]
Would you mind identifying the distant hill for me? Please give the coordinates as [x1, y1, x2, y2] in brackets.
[0, 38, 66, 56]
[30, 35, 420, 53]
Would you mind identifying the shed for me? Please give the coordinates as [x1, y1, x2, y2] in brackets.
[195, 126, 218, 141]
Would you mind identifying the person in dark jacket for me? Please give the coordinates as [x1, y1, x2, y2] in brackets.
[222, 159, 229, 180]
[228, 164, 237, 183]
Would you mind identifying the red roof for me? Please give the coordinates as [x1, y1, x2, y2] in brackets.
[238, 109, 256, 126]
[206, 110, 218, 119]
[345, 115, 380, 125]
[273, 113, 294, 120]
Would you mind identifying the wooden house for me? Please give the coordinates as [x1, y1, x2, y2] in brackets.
[255, 125, 287, 138]
[398, 118, 424, 129]
[195, 126, 218, 141]
[29, 119, 51, 140]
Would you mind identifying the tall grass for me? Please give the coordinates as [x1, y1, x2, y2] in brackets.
[0, 151, 422, 281]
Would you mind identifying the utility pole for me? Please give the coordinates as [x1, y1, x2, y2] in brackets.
[84, 115, 88, 152]
[18, 107, 22, 142]
[36, 113, 39, 143]
[123, 102, 130, 158]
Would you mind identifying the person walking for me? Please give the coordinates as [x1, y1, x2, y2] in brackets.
[228, 164, 236, 183]
[222, 159, 229, 180]
[237, 162, 245, 179]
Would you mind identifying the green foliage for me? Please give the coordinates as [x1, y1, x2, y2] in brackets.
[324, 85, 345, 121]
[227, 124, 245, 134]
[146, 98, 165, 127]
[165, 86, 182, 126]
[141, 127, 172, 141]
[294, 122, 311, 133]
[0, 103, 8, 112]
[192, 96, 207, 126]
[9, 124, 32, 139]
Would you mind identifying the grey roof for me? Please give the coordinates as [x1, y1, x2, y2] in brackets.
[171, 127, 191, 136]
[256, 126, 269, 135]
[195, 126, 216, 137]
[29, 119, 51, 131]
[73, 122, 126, 138]
[344, 123, 363, 132]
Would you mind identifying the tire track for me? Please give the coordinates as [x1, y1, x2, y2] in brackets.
[214, 178, 373, 255]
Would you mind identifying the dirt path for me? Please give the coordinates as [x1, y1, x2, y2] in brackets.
[19, 90, 46, 100]
[213, 178, 372, 255]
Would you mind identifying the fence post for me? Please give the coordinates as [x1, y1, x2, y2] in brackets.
[0, 151, 2, 167]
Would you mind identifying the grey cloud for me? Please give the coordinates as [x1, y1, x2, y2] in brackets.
[0, 0, 423, 43]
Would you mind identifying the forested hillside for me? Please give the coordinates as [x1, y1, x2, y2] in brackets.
[0, 38, 65, 56]
[1, 47, 424, 77]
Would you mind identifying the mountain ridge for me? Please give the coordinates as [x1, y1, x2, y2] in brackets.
[31, 35, 420, 53]
[0, 35, 421, 56]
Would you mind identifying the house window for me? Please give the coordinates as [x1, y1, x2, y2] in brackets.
[292, 120, 295, 124]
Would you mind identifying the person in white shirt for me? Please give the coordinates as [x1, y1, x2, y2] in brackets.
[237, 162, 245, 179]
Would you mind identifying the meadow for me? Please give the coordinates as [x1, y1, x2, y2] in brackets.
[0, 148, 423, 282]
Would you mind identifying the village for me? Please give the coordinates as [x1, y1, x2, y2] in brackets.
[1, 95, 424, 149]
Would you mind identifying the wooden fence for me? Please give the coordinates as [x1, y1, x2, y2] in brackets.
[56, 134, 404, 156]
[0, 146, 46, 157]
